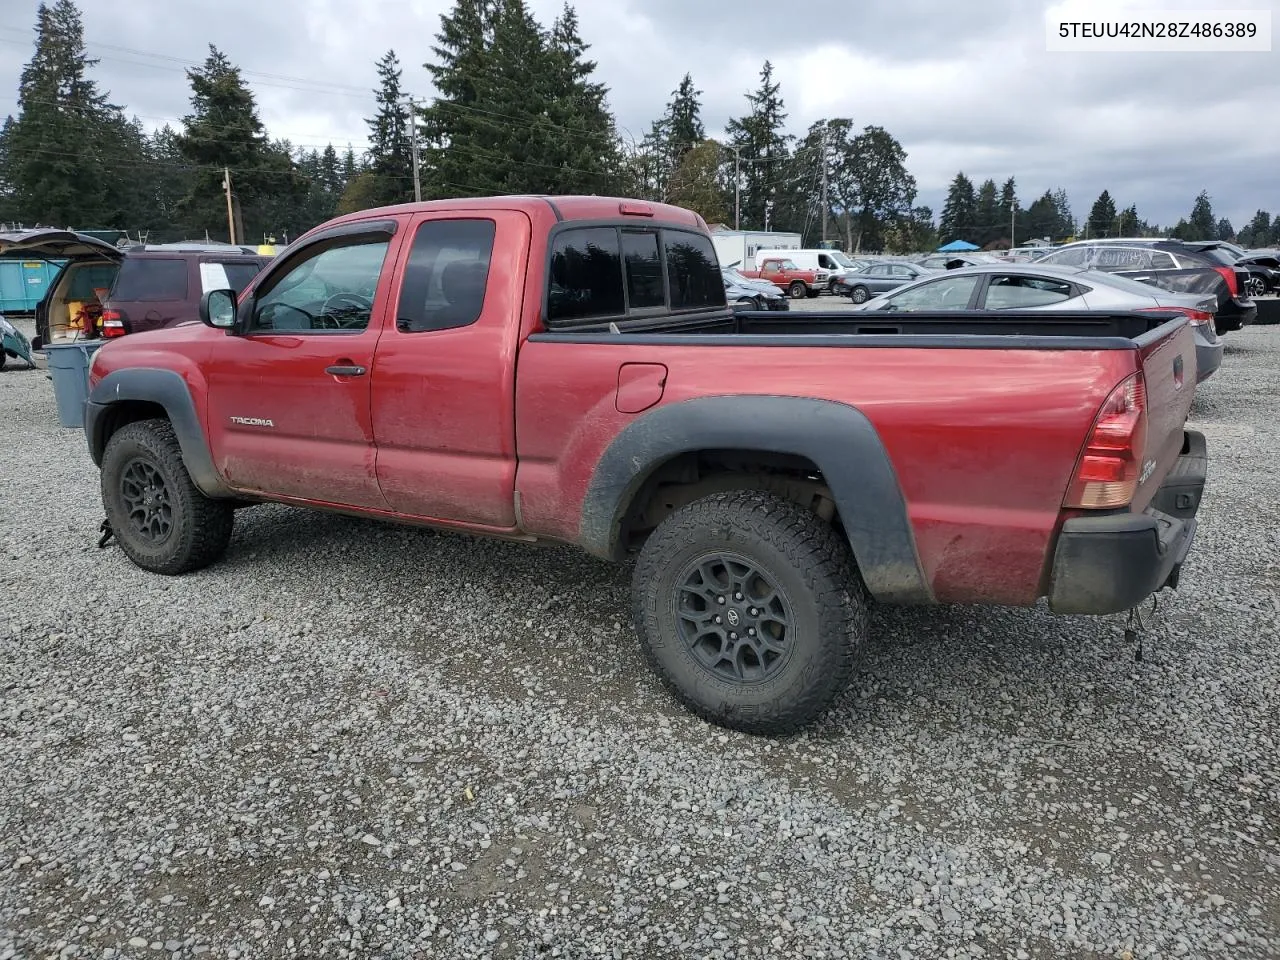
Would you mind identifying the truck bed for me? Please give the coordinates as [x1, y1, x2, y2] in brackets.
[533, 308, 1179, 346]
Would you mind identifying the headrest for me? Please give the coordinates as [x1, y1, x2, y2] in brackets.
[441, 259, 489, 304]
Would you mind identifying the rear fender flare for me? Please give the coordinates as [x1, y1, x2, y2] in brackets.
[86, 367, 233, 498]
[580, 395, 932, 604]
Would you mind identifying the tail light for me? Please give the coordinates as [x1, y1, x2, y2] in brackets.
[1137, 306, 1215, 331]
[100, 308, 127, 338]
[1064, 372, 1148, 510]
[1212, 266, 1239, 298]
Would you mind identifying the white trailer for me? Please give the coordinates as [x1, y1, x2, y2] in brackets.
[710, 229, 802, 272]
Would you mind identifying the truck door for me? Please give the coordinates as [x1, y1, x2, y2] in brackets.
[368, 209, 531, 527]
[204, 219, 403, 509]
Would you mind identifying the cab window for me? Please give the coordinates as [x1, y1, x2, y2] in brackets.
[250, 236, 390, 332]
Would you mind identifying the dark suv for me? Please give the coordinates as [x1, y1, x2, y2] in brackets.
[0, 231, 272, 349]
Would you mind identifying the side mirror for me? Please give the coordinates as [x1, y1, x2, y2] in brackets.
[200, 289, 237, 329]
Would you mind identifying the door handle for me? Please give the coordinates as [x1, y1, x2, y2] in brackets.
[325, 363, 366, 377]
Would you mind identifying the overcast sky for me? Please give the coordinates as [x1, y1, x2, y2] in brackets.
[2, 0, 1277, 230]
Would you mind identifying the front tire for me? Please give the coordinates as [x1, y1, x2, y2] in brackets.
[850, 285, 870, 304]
[632, 490, 868, 735]
[101, 418, 234, 575]
[788, 281, 807, 299]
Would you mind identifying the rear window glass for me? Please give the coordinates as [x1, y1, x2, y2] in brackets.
[111, 258, 188, 301]
[665, 230, 723, 310]
[548, 228, 624, 324]
[623, 231, 664, 309]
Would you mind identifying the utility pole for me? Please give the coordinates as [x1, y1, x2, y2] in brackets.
[406, 98, 422, 203]
[1010, 204, 1015, 248]
[222, 167, 236, 245]
[820, 122, 828, 245]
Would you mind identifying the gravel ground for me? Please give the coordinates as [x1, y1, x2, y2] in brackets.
[2, 317, 1277, 959]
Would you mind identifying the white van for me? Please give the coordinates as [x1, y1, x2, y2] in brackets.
[754, 248, 859, 292]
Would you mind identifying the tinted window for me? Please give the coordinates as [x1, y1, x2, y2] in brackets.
[396, 218, 496, 333]
[984, 275, 1075, 309]
[623, 231, 664, 309]
[666, 230, 724, 311]
[880, 275, 980, 311]
[223, 262, 262, 293]
[868, 265, 892, 276]
[111, 258, 188, 301]
[548, 227, 624, 324]
[252, 238, 389, 332]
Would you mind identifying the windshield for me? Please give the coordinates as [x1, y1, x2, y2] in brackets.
[723, 267, 749, 282]
[829, 251, 855, 267]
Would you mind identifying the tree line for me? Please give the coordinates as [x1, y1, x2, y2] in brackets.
[2, 0, 1276, 254]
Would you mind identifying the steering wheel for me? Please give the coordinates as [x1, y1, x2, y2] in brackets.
[320, 292, 374, 327]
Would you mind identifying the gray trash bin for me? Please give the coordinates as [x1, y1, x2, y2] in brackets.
[44, 340, 103, 429]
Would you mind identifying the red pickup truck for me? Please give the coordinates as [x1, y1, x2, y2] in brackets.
[84, 196, 1207, 734]
[740, 257, 828, 299]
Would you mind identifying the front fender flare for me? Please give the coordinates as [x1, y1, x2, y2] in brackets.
[86, 367, 233, 498]
[580, 395, 932, 604]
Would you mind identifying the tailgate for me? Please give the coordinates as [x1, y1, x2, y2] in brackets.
[1133, 317, 1196, 510]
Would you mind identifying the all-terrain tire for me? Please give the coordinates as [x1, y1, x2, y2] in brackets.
[632, 490, 869, 735]
[788, 281, 808, 299]
[101, 418, 234, 575]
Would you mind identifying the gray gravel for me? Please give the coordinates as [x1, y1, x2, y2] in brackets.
[2, 316, 1278, 959]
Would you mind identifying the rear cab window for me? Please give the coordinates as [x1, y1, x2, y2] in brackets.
[110, 258, 188, 301]
[547, 225, 725, 327]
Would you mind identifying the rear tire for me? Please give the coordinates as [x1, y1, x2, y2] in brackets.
[632, 490, 868, 735]
[850, 285, 870, 304]
[788, 281, 807, 299]
[101, 418, 234, 575]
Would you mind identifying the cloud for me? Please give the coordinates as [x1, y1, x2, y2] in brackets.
[1, 0, 1276, 228]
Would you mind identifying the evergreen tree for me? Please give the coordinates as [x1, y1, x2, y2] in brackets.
[1087, 190, 1116, 238]
[540, 3, 622, 194]
[421, 0, 498, 197]
[175, 46, 307, 242]
[1215, 218, 1234, 242]
[997, 177, 1018, 242]
[1025, 190, 1058, 242]
[320, 144, 342, 196]
[653, 73, 706, 184]
[1051, 188, 1074, 238]
[938, 172, 976, 243]
[5, 0, 139, 227]
[974, 178, 999, 246]
[365, 50, 413, 206]
[341, 146, 359, 186]
[724, 61, 792, 230]
[1117, 203, 1140, 238]
[1186, 190, 1215, 240]
[884, 205, 936, 253]
[1272, 213, 1280, 246]
[0, 117, 16, 225]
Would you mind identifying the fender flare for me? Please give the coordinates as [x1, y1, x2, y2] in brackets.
[580, 395, 932, 604]
[85, 367, 233, 499]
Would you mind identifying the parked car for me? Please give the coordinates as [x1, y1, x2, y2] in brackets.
[853, 263, 1223, 382]
[1181, 241, 1280, 298]
[1035, 240, 1256, 332]
[834, 261, 934, 302]
[916, 253, 1003, 270]
[723, 267, 789, 311]
[83, 195, 1206, 734]
[1234, 251, 1280, 294]
[0, 230, 271, 349]
[738, 256, 829, 298]
[755, 248, 860, 292]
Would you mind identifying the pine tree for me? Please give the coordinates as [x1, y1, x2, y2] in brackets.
[1051, 188, 1075, 238]
[939, 172, 977, 244]
[724, 61, 792, 230]
[541, 3, 622, 194]
[1186, 190, 1215, 241]
[1026, 191, 1058, 242]
[1117, 204, 1139, 238]
[341, 146, 359, 186]
[365, 50, 413, 205]
[1087, 190, 1116, 238]
[997, 177, 1018, 243]
[5, 0, 138, 227]
[650, 73, 706, 188]
[1215, 218, 1234, 242]
[421, 0, 498, 197]
[175, 46, 306, 242]
[974, 179, 998, 246]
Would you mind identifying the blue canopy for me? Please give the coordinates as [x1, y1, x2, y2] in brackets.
[936, 239, 980, 252]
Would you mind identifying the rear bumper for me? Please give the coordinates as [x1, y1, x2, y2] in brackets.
[1195, 336, 1223, 382]
[1048, 430, 1206, 616]
[1219, 298, 1257, 332]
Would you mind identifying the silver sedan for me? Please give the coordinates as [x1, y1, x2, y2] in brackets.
[852, 263, 1223, 382]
